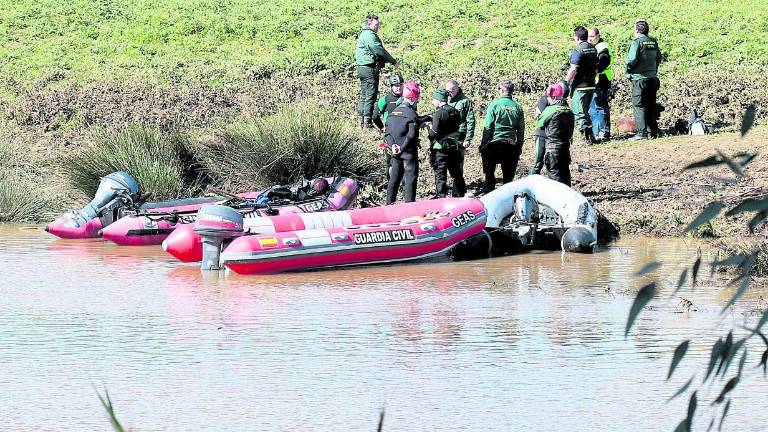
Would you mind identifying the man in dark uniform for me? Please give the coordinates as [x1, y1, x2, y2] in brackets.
[384, 81, 421, 204]
[372, 73, 404, 131]
[426, 89, 466, 198]
[355, 14, 397, 128]
[536, 83, 575, 186]
[479, 80, 525, 192]
[565, 26, 598, 144]
[625, 19, 663, 140]
[588, 27, 614, 141]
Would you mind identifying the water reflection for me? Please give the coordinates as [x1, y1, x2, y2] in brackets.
[1, 225, 766, 431]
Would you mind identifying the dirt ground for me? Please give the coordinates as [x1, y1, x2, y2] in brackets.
[400, 126, 767, 239]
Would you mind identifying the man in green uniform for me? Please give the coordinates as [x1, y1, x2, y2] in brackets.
[536, 83, 575, 186]
[588, 27, 613, 141]
[445, 80, 475, 150]
[426, 89, 466, 197]
[355, 14, 397, 128]
[625, 19, 662, 140]
[565, 26, 598, 144]
[479, 80, 525, 192]
[372, 73, 404, 131]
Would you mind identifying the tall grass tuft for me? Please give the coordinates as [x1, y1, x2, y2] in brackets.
[204, 104, 380, 191]
[0, 140, 51, 222]
[63, 126, 205, 200]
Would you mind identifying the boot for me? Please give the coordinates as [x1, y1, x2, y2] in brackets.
[582, 129, 598, 145]
[630, 132, 648, 141]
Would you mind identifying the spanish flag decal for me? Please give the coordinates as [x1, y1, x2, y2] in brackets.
[258, 236, 279, 248]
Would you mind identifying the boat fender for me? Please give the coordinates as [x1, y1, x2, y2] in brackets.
[68, 171, 138, 228]
[561, 226, 596, 253]
[195, 205, 244, 270]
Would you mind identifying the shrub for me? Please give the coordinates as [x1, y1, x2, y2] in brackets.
[62, 126, 205, 199]
[0, 173, 46, 222]
[204, 103, 381, 191]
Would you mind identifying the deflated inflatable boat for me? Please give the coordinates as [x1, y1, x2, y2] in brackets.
[98, 177, 358, 246]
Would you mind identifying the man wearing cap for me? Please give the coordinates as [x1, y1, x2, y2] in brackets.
[479, 80, 525, 191]
[536, 83, 575, 186]
[565, 26, 598, 144]
[372, 73, 404, 131]
[384, 81, 421, 204]
[626, 19, 663, 140]
[426, 89, 466, 198]
[355, 14, 397, 128]
[588, 28, 613, 141]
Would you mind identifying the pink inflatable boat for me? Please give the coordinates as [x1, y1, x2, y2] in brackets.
[45, 171, 259, 240]
[100, 177, 359, 246]
[165, 198, 486, 274]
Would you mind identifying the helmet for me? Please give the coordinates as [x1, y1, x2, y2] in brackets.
[403, 81, 421, 99]
[546, 83, 565, 98]
[311, 178, 330, 194]
[388, 73, 404, 86]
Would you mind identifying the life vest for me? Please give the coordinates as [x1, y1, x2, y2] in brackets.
[595, 41, 614, 82]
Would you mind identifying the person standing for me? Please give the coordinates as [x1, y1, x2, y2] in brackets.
[588, 27, 613, 141]
[445, 80, 475, 150]
[372, 73, 404, 131]
[625, 19, 663, 140]
[530, 92, 550, 175]
[479, 80, 525, 192]
[565, 26, 598, 144]
[426, 89, 466, 198]
[355, 14, 397, 128]
[384, 82, 421, 204]
[536, 83, 575, 186]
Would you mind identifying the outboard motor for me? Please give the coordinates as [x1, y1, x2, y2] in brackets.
[561, 226, 597, 253]
[512, 193, 539, 246]
[68, 171, 139, 227]
[195, 205, 244, 271]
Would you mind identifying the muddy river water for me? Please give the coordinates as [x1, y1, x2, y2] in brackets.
[1, 225, 766, 431]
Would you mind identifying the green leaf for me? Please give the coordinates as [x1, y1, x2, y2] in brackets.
[95, 387, 126, 432]
[716, 150, 744, 178]
[737, 348, 748, 378]
[682, 155, 722, 171]
[719, 399, 731, 431]
[377, 407, 384, 432]
[706, 417, 715, 432]
[692, 256, 702, 287]
[724, 197, 768, 217]
[625, 283, 656, 337]
[668, 340, 690, 380]
[748, 211, 768, 233]
[715, 332, 734, 377]
[740, 104, 755, 137]
[673, 419, 688, 432]
[721, 275, 750, 314]
[760, 349, 768, 377]
[735, 152, 757, 167]
[710, 254, 748, 273]
[635, 261, 661, 276]
[673, 268, 689, 296]
[720, 339, 745, 378]
[683, 202, 725, 234]
[713, 377, 739, 405]
[668, 375, 696, 402]
[756, 307, 768, 333]
[686, 391, 698, 423]
[705, 338, 725, 382]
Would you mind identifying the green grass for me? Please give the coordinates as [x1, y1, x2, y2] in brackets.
[62, 126, 204, 199]
[204, 103, 380, 190]
[1, 0, 766, 84]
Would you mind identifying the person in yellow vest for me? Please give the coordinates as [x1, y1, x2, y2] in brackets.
[588, 28, 613, 141]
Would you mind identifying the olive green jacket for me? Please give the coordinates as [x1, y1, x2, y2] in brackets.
[480, 95, 525, 147]
[355, 27, 396, 66]
[447, 90, 476, 143]
[625, 34, 662, 80]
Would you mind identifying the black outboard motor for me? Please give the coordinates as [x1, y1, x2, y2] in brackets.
[195, 205, 244, 271]
[68, 171, 139, 227]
